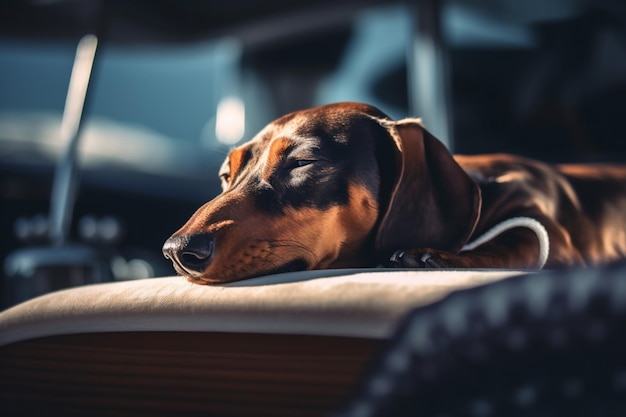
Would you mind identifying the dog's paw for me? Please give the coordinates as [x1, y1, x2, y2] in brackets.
[388, 249, 448, 268]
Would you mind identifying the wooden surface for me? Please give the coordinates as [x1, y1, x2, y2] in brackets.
[1, 331, 380, 417]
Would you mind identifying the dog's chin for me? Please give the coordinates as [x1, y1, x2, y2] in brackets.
[184, 258, 309, 285]
[265, 258, 309, 276]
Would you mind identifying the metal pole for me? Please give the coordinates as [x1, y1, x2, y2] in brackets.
[49, 34, 98, 245]
[407, 0, 453, 150]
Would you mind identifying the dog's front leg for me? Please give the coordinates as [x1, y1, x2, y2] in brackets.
[388, 226, 560, 270]
[388, 246, 539, 269]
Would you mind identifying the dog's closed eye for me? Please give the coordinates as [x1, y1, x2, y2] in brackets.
[286, 159, 316, 170]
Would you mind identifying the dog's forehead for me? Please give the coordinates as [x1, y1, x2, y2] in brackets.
[258, 105, 374, 144]
[232, 102, 388, 163]
[267, 112, 317, 139]
[242, 115, 321, 155]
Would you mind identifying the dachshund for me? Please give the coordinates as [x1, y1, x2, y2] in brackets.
[163, 102, 626, 284]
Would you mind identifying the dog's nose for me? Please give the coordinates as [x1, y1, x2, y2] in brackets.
[162, 234, 214, 275]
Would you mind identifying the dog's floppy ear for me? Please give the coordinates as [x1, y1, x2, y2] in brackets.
[375, 119, 481, 255]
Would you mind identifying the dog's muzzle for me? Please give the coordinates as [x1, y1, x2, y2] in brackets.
[162, 234, 214, 277]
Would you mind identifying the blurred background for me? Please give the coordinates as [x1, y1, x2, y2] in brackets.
[1, 0, 625, 307]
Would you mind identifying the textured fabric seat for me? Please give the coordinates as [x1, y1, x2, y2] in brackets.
[335, 263, 626, 417]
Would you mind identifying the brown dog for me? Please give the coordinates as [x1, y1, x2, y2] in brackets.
[163, 102, 626, 284]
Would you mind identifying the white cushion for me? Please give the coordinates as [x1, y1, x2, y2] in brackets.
[0, 269, 525, 347]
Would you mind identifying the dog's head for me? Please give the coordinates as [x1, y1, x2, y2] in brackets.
[163, 102, 480, 284]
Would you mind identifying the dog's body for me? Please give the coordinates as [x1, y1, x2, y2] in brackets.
[163, 102, 626, 284]
[452, 154, 626, 268]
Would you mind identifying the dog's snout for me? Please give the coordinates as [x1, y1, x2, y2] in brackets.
[162, 234, 214, 276]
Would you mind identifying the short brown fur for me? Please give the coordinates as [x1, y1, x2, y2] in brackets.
[164, 102, 626, 284]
